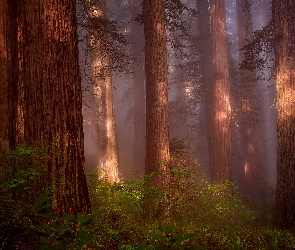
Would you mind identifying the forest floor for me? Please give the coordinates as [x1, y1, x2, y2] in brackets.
[1, 148, 295, 249]
[84, 171, 295, 249]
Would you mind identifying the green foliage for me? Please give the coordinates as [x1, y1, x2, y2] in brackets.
[1, 146, 295, 249]
[0, 146, 95, 249]
[1, 145, 47, 182]
[29, 190, 96, 249]
[85, 164, 295, 249]
[137, 225, 204, 250]
[0, 146, 50, 249]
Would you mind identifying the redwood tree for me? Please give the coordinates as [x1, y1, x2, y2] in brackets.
[197, 0, 213, 173]
[144, 0, 170, 219]
[18, 0, 91, 216]
[130, 0, 146, 173]
[236, 0, 264, 199]
[273, 0, 295, 229]
[0, 0, 10, 152]
[209, 0, 232, 183]
[0, 0, 18, 151]
[144, 0, 170, 175]
[86, 0, 120, 184]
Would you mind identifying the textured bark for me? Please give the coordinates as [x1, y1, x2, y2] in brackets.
[130, 0, 146, 173]
[144, 0, 169, 176]
[0, 0, 18, 152]
[236, 0, 264, 199]
[273, 0, 295, 229]
[0, 0, 9, 185]
[87, 0, 120, 184]
[0, 0, 24, 200]
[144, 0, 170, 219]
[209, 0, 232, 183]
[0, 0, 10, 152]
[18, 0, 91, 216]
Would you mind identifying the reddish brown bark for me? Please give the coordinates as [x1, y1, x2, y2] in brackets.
[144, 0, 170, 219]
[18, 0, 91, 216]
[0, 0, 18, 152]
[0, 0, 10, 152]
[209, 0, 232, 183]
[144, 0, 170, 175]
[274, 0, 295, 229]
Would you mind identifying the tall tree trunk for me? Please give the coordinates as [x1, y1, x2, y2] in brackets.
[0, 0, 18, 152]
[0, 0, 10, 152]
[144, 0, 170, 219]
[130, 0, 146, 174]
[197, 0, 213, 175]
[19, 0, 91, 216]
[87, 0, 120, 184]
[273, 0, 295, 229]
[236, 0, 264, 200]
[209, 0, 232, 183]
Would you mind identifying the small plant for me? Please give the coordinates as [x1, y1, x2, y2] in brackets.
[0, 146, 50, 249]
[29, 190, 96, 249]
[138, 225, 205, 250]
[0, 145, 96, 249]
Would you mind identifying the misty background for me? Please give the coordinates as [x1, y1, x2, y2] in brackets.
[77, 0, 277, 192]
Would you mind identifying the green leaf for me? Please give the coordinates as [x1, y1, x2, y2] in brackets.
[34, 191, 50, 208]
[135, 246, 146, 250]
[182, 233, 197, 241]
[57, 213, 76, 222]
[77, 236, 95, 246]
[165, 226, 174, 235]
[172, 234, 184, 242]
[38, 207, 53, 218]
[62, 230, 75, 240]
[77, 231, 88, 239]
[157, 224, 165, 232]
[150, 234, 166, 242]
[76, 213, 85, 223]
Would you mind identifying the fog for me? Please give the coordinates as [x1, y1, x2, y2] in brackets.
[78, 0, 277, 192]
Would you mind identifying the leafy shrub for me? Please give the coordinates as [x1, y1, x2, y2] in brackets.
[138, 224, 205, 250]
[0, 145, 48, 203]
[28, 191, 96, 249]
[0, 145, 49, 249]
[2, 146, 295, 249]
[86, 165, 261, 249]
[0, 145, 95, 250]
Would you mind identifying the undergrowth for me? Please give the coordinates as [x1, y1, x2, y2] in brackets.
[1, 145, 295, 249]
[86, 168, 295, 250]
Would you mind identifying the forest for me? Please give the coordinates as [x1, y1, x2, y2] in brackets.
[1, 0, 295, 249]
